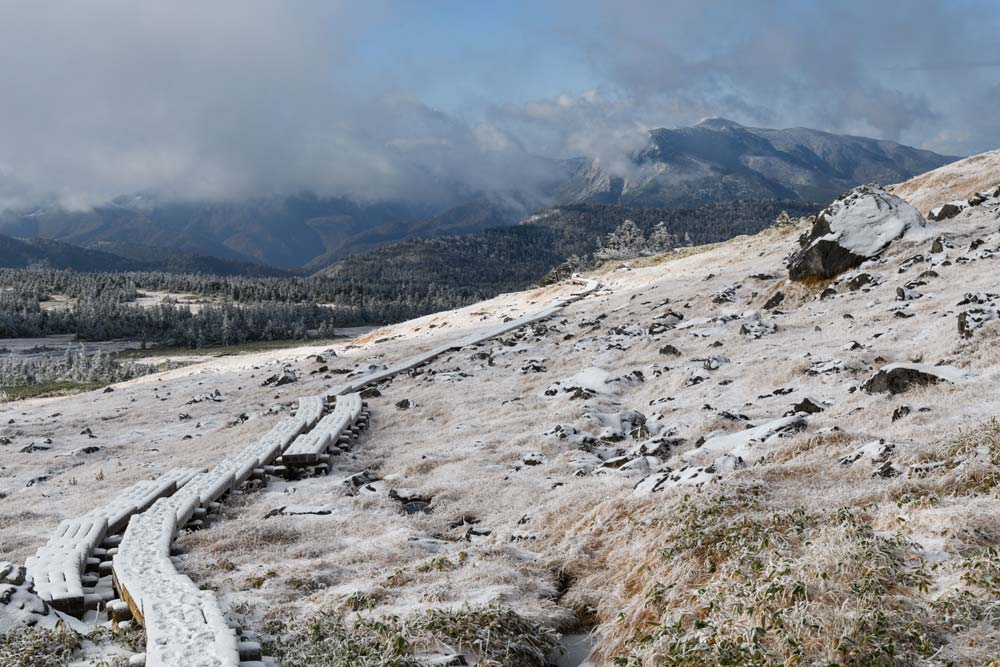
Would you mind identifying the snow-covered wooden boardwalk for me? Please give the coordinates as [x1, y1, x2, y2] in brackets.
[36, 277, 599, 666]
[111, 401, 337, 666]
[25, 467, 202, 615]
[282, 393, 366, 467]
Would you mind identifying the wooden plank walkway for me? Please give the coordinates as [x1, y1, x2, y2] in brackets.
[39, 277, 599, 666]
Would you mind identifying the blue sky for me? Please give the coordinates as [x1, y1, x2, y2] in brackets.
[0, 0, 997, 206]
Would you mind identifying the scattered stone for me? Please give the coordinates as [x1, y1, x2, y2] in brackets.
[261, 368, 298, 387]
[790, 398, 826, 415]
[928, 201, 967, 221]
[959, 308, 999, 338]
[740, 311, 777, 338]
[395, 399, 412, 410]
[684, 373, 705, 386]
[389, 488, 432, 514]
[892, 405, 911, 422]
[360, 387, 382, 399]
[522, 452, 547, 466]
[844, 273, 874, 291]
[763, 292, 784, 309]
[658, 344, 681, 356]
[897, 254, 925, 273]
[186, 389, 223, 404]
[712, 285, 738, 304]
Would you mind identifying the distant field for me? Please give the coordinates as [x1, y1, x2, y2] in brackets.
[0, 380, 106, 401]
[114, 331, 373, 360]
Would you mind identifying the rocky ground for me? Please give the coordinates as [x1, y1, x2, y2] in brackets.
[3, 150, 1000, 666]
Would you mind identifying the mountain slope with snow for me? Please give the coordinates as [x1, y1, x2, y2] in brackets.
[3, 153, 1000, 666]
[562, 117, 957, 208]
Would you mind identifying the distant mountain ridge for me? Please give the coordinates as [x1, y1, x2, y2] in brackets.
[0, 120, 957, 271]
[0, 233, 289, 276]
[557, 118, 957, 208]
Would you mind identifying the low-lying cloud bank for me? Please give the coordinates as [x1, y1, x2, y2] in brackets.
[0, 0, 997, 209]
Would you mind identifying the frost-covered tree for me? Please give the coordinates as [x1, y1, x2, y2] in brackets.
[596, 220, 646, 261]
[645, 222, 677, 255]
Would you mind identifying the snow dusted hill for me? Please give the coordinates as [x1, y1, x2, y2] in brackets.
[2, 154, 1000, 665]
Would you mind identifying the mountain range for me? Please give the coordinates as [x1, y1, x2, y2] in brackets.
[0, 119, 957, 272]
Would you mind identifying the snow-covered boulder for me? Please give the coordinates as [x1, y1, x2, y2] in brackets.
[0, 562, 54, 633]
[788, 184, 925, 280]
[861, 363, 970, 394]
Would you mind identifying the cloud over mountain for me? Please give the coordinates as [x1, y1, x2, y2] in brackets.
[0, 1, 996, 209]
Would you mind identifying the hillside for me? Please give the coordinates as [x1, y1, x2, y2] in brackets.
[318, 199, 820, 300]
[0, 234, 146, 272]
[4, 153, 1000, 666]
[889, 148, 1000, 216]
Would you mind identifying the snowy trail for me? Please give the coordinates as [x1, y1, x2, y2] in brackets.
[27, 277, 599, 667]
[112, 395, 365, 667]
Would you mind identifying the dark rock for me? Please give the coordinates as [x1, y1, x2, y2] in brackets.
[958, 308, 998, 338]
[261, 369, 297, 387]
[928, 201, 966, 221]
[395, 399, 412, 410]
[763, 292, 784, 310]
[891, 405, 911, 422]
[845, 273, 873, 291]
[791, 398, 825, 415]
[360, 387, 382, 398]
[658, 344, 681, 356]
[874, 461, 900, 478]
[712, 285, 738, 303]
[522, 452, 546, 466]
[862, 365, 951, 394]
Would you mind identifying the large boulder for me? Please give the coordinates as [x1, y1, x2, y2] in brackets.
[788, 184, 925, 280]
[862, 363, 968, 394]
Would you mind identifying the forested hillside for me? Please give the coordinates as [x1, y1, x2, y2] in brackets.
[320, 198, 820, 297]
